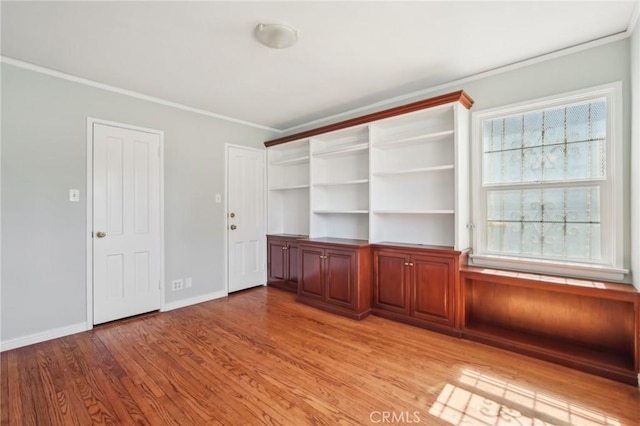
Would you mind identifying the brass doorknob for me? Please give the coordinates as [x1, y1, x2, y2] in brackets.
[230, 224, 237, 230]
[96, 231, 107, 238]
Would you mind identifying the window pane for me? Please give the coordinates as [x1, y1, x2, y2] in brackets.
[543, 108, 564, 146]
[486, 187, 601, 261]
[482, 99, 606, 185]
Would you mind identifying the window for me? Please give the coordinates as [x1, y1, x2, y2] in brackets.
[471, 83, 626, 281]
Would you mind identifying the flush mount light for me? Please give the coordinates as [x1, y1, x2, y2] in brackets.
[255, 23, 298, 49]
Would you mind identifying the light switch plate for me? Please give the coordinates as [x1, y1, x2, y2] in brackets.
[69, 189, 80, 202]
[215, 194, 221, 203]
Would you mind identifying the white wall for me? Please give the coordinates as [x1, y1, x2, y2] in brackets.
[631, 17, 640, 290]
[1, 63, 277, 345]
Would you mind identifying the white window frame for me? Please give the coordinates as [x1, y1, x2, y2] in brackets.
[470, 82, 627, 281]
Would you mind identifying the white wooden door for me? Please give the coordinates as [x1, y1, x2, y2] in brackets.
[227, 146, 266, 293]
[93, 123, 162, 324]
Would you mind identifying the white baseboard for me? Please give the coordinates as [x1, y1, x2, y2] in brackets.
[1, 322, 89, 352]
[1, 292, 229, 351]
[162, 290, 228, 312]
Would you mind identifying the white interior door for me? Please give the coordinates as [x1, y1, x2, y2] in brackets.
[227, 145, 266, 293]
[93, 123, 162, 324]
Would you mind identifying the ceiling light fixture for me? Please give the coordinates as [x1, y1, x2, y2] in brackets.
[255, 23, 298, 49]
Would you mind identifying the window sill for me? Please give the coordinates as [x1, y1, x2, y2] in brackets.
[468, 254, 629, 282]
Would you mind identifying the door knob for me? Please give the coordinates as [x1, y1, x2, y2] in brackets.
[230, 224, 237, 230]
[96, 231, 107, 238]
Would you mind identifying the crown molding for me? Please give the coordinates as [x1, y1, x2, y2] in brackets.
[281, 30, 630, 135]
[628, 0, 640, 33]
[0, 56, 282, 133]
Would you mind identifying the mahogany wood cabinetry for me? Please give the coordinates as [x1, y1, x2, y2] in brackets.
[461, 267, 640, 385]
[267, 235, 305, 293]
[297, 238, 371, 320]
[372, 244, 464, 336]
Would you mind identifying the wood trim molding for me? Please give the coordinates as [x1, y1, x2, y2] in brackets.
[460, 266, 638, 297]
[265, 90, 474, 147]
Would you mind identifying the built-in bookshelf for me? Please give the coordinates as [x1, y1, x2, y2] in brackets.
[267, 139, 310, 235]
[309, 126, 370, 240]
[369, 102, 469, 248]
[265, 90, 473, 250]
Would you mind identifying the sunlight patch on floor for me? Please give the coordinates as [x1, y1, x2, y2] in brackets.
[428, 369, 620, 426]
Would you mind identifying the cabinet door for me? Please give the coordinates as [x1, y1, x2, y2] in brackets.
[267, 238, 287, 282]
[287, 242, 299, 284]
[411, 255, 454, 325]
[373, 250, 410, 315]
[299, 245, 324, 300]
[325, 248, 356, 309]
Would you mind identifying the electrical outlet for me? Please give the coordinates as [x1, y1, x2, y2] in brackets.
[185, 277, 192, 288]
[171, 279, 184, 291]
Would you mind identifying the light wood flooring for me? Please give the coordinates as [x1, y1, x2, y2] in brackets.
[2, 287, 639, 425]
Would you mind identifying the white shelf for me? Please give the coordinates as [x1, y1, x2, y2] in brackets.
[313, 210, 369, 214]
[373, 210, 455, 215]
[269, 184, 310, 191]
[313, 179, 369, 187]
[374, 130, 454, 149]
[373, 165, 454, 176]
[270, 155, 310, 166]
[313, 142, 369, 158]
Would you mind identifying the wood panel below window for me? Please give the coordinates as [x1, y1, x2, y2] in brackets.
[461, 266, 640, 385]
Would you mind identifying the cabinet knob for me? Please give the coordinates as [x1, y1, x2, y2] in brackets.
[404, 262, 414, 266]
[283, 246, 288, 250]
[230, 224, 237, 230]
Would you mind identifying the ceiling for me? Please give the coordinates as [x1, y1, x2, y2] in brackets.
[1, 1, 638, 132]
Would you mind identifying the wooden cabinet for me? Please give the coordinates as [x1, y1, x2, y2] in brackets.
[297, 238, 371, 320]
[373, 250, 411, 315]
[412, 254, 455, 324]
[267, 235, 303, 293]
[372, 244, 463, 336]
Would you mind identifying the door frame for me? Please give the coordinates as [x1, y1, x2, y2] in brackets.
[224, 144, 267, 293]
[85, 118, 165, 329]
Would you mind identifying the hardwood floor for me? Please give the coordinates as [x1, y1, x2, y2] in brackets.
[2, 287, 639, 425]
